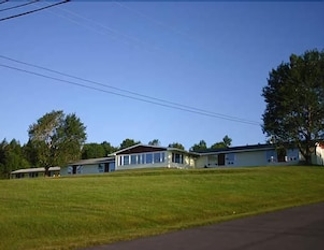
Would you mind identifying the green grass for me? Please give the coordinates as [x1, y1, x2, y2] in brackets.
[1, 166, 324, 250]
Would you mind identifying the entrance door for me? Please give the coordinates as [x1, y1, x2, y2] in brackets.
[104, 163, 110, 172]
[218, 154, 225, 166]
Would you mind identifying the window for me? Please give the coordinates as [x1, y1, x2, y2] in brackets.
[146, 153, 153, 164]
[130, 155, 137, 165]
[123, 155, 129, 165]
[161, 152, 165, 163]
[29, 172, 38, 178]
[137, 154, 142, 164]
[172, 153, 184, 164]
[98, 164, 104, 173]
[77, 165, 83, 174]
[226, 153, 235, 165]
[154, 153, 161, 163]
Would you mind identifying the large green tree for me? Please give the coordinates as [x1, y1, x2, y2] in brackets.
[28, 110, 87, 176]
[262, 49, 324, 164]
[81, 141, 117, 159]
[119, 138, 140, 150]
[211, 135, 232, 149]
[168, 142, 185, 150]
[190, 140, 207, 152]
[148, 139, 161, 146]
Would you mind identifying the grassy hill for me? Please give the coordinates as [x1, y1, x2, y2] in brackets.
[1, 166, 324, 250]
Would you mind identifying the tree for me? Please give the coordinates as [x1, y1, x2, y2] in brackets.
[119, 138, 140, 150]
[0, 139, 30, 179]
[101, 141, 117, 155]
[168, 142, 185, 150]
[28, 110, 87, 176]
[148, 139, 161, 146]
[262, 49, 324, 164]
[81, 143, 106, 159]
[81, 141, 117, 159]
[211, 135, 232, 149]
[190, 140, 207, 152]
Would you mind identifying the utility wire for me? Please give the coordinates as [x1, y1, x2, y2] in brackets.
[0, 0, 39, 12]
[0, 0, 9, 6]
[0, 63, 260, 126]
[0, 0, 69, 22]
[0, 54, 261, 126]
[39, 0, 163, 52]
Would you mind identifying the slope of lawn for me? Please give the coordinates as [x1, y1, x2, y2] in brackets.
[0, 166, 324, 250]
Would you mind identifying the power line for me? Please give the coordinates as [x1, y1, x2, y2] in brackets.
[0, 0, 39, 13]
[39, 0, 163, 52]
[0, 62, 261, 126]
[0, 0, 70, 22]
[0, 54, 261, 126]
[0, 0, 9, 6]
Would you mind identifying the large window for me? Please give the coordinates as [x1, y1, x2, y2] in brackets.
[123, 155, 129, 165]
[119, 152, 166, 166]
[172, 153, 184, 164]
[130, 155, 137, 165]
[146, 153, 153, 164]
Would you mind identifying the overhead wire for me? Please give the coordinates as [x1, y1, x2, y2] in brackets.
[0, 57, 261, 126]
[0, 0, 69, 22]
[0, 0, 39, 12]
[0, 0, 9, 6]
[0, 2, 261, 126]
[38, 0, 161, 52]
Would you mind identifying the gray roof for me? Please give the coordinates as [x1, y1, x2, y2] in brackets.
[69, 156, 115, 166]
[11, 167, 60, 174]
[109, 144, 197, 156]
[194, 144, 275, 155]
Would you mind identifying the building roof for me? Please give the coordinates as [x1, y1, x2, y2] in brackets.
[69, 156, 115, 166]
[11, 167, 61, 174]
[194, 144, 275, 155]
[109, 143, 198, 156]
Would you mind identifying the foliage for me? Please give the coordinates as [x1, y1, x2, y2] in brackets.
[82, 141, 118, 159]
[190, 140, 207, 152]
[82, 143, 106, 159]
[148, 139, 161, 146]
[28, 110, 87, 176]
[168, 142, 185, 150]
[0, 139, 30, 179]
[211, 135, 232, 149]
[0, 167, 324, 250]
[101, 141, 117, 155]
[119, 138, 140, 150]
[262, 49, 324, 163]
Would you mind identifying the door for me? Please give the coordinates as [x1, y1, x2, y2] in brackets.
[218, 153, 225, 166]
[104, 163, 110, 172]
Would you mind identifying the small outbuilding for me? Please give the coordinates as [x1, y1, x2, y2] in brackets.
[10, 167, 61, 179]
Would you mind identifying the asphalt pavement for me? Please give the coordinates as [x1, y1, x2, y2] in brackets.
[82, 202, 324, 250]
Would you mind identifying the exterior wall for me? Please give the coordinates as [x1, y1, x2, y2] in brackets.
[60, 166, 69, 176]
[197, 149, 300, 168]
[312, 146, 324, 165]
[234, 151, 268, 167]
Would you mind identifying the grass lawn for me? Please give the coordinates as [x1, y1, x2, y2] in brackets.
[0, 166, 324, 250]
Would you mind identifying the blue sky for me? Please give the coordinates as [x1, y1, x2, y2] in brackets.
[0, 1, 323, 150]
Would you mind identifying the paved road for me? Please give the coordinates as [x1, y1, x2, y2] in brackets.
[83, 202, 324, 250]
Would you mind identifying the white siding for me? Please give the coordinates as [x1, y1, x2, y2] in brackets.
[312, 146, 324, 165]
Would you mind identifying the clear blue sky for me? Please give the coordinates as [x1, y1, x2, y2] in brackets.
[1, 1, 323, 150]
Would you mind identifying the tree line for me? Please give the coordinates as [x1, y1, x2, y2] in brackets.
[0, 110, 232, 178]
